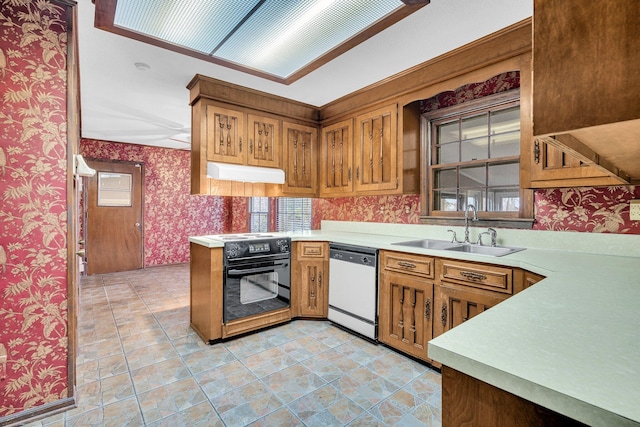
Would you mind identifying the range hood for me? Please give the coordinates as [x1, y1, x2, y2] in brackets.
[206, 162, 285, 184]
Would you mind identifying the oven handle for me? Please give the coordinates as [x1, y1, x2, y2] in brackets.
[227, 262, 289, 276]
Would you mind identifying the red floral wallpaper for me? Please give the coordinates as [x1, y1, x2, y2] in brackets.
[80, 139, 232, 266]
[0, 1, 70, 416]
[311, 195, 421, 229]
[533, 186, 640, 233]
[420, 71, 520, 113]
[310, 188, 640, 234]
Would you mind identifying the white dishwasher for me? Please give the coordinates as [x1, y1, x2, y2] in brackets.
[328, 243, 378, 341]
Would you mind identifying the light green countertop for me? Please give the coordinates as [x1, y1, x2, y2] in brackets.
[189, 221, 640, 426]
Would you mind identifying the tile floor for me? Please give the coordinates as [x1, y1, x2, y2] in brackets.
[27, 264, 442, 427]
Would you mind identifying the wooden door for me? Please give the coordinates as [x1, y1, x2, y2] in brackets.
[247, 114, 280, 168]
[434, 284, 506, 337]
[319, 119, 353, 196]
[86, 160, 143, 275]
[378, 272, 433, 361]
[206, 104, 245, 164]
[282, 121, 318, 195]
[354, 104, 398, 193]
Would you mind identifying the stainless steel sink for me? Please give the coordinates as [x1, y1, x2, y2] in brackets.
[444, 244, 525, 257]
[391, 239, 461, 250]
[392, 239, 525, 257]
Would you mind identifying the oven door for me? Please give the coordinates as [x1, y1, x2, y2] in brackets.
[223, 256, 291, 323]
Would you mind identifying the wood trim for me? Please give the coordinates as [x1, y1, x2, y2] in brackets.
[222, 309, 291, 338]
[537, 135, 630, 183]
[320, 18, 532, 122]
[63, 0, 79, 406]
[94, 1, 427, 85]
[0, 396, 76, 426]
[188, 76, 319, 124]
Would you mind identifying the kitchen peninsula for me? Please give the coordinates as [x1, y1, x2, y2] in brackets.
[190, 221, 640, 427]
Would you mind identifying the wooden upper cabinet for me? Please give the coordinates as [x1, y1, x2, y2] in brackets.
[247, 114, 280, 168]
[354, 104, 398, 193]
[282, 121, 318, 196]
[532, 0, 640, 184]
[528, 138, 623, 188]
[319, 119, 353, 196]
[206, 104, 245, 165]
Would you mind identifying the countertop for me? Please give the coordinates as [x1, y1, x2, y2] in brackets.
[189, 221, 640, 426]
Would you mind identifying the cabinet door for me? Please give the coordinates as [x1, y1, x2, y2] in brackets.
[379, 272, 433, 361]
[247, 114, 280, 168]
[299, 260, 327, 317]
[282, 122, 318, 195]
[354, 104, 398, 193]
[434, 284, 507, 337]
[206, 105, 245, 164]
[319, 119, 353, 196]
[528, 138, 622, 188]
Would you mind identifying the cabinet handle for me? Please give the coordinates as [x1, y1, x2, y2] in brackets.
[397, 261, 416, 269]
[239, 137, 242, 152]
[356, 166, 360, 181]
[318, 272, 322, 287]
[441, 302, 447, 326]
[533, 139, 540, 164]
[460, 271, 486, 281]
[249, 139, 253, 153]
[425, 298, 431, 318]
[348, 167, 352, 182]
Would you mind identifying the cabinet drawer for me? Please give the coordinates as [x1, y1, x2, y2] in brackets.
[381, 250, 435, 279]
[298, 241, 327, 259]
[438, 259, 512, 294]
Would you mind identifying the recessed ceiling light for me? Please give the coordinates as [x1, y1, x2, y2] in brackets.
[134, 62, 151, 71]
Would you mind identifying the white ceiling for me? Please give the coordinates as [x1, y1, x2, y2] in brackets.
[78, 0, 532, 150]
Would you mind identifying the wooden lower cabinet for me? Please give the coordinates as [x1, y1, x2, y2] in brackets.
[378, 250, 434, 362]
[190, 243, 223, 342]
[434, 258, 512, 338]
[442, 366, 587, 427]
[379, 271, 433, 361]
[434, 284, 508, 338]
[292, 241, 329, 318]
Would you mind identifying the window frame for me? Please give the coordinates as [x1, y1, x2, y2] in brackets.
[248, 197, 312, 233]
[420, 89, 534, 226]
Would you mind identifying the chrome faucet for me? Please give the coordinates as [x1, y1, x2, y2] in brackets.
[477, 227, 498, 246]
[464, 204, 477, 243]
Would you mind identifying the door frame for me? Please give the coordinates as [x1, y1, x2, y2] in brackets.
[83, 158, 145, 273]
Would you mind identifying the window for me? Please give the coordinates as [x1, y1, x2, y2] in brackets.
[98, 172, 132, 206]
[249, 197, 269, 232]
[276, 198, 312, 232]
[423, 91, 523, 219]
[249, 197, 312, 232]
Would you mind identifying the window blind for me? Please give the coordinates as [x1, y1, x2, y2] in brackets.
[276, 198, 312, 232]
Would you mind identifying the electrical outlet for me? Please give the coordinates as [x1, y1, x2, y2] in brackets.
[630, 200, 640, 221]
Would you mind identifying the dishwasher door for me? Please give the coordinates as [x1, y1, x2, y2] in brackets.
[328, 244, 378, 340]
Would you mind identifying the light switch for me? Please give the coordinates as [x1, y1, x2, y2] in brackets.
[630, 200, 640, 221]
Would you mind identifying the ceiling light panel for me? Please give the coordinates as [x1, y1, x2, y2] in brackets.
[114, 0, 262, 54]
[216, 0, 404, 77]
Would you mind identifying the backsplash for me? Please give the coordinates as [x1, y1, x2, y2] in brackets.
[312, 187, 640, 234]
[533, 186, 640, 233]
[311, 195, 421, 229]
